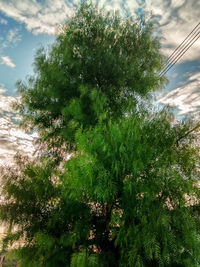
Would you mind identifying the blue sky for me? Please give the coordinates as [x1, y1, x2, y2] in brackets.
[0, 12, 55, 96]
[0, 0, 199, 164]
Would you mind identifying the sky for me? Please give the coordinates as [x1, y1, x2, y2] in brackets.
[0, 0, 199, 165]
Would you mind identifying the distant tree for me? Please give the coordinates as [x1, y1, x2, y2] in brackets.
[0, 2, 200, 267]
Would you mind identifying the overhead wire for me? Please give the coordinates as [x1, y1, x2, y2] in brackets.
[159, 22, 200, 77]
[164, 22, 200, 65]
[160, 27, 200, 76]
[160, 30, 200, 76]
[160, 23, 200, 76]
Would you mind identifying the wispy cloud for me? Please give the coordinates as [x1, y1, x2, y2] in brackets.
[6, 28, 21, 44]
[158, 72, 200, 118]
[1, 28, 22, 50]
[0, 0, 198, 62]
[0, 87, 37, 166]
[0, 0, 74, 35]
[0, 0, 143, 35]
[0, 0, 199, 118]
[0, 0, 198, 59]
[1, 56, 16, 68]
[146, 0, 200, 63]
[0, 17, 7, 25]
[144, 0, 200, 119]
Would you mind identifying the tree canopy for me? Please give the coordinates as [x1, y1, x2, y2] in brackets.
[16, 3, 164, 148]
[0, 3, 200, 267]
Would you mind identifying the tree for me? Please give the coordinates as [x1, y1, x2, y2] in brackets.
[0, 2, 200, 267]
[15, 2, 164, 149]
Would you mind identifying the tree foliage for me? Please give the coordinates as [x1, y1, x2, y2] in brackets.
[1, 2, 200, 267]
[16, 2, 164, 148]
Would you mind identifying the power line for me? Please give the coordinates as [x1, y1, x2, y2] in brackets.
[160, 28, 200, 76]
[165, 22, 200, 65]
[160, 23, 200, 76]
[159, 22, 200, 77]
[160, 30, 200, 77]
[160, 24, 200, 76]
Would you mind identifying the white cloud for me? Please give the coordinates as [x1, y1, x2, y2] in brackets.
[0, 0, 142, 35]
[0, 0, 74, 35]
[1, 28, 22, 50]
[144, 0, 200, 120]
[0, 86, 6, 94]
[0, 0, 198, 64]
[0, 0, 199, 59]
[97, 0, 139, 13]
[145, 0, 200, 63]
[1, 56, 16, 68]
[0, 88, 37, 166]
[0, 0, 198, 63]
[158, 73, 200, 117]
[0, 27, 22, 58]
[6, 28, 22, 44]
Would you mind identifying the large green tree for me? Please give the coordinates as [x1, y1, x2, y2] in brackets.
[16, 3, 164, 149]
[0, 3, 200, 267]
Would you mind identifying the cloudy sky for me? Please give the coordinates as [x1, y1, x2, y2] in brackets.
[0, 0, 199, 165]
